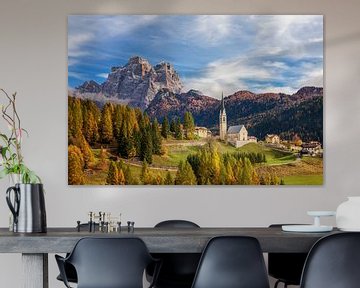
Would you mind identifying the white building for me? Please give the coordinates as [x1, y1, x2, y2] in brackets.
[218, 92, 257, 147]
[194, 127, 209, 138]
[227, 125, 257, 148]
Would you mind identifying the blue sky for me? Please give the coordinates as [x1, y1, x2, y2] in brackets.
[68, 15, 323, 98]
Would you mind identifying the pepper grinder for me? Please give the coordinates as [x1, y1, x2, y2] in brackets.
[88, 211, 93, 232]
[77, 221, 81, 232]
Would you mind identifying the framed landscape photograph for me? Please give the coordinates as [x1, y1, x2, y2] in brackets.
[68, 15, 323, 185]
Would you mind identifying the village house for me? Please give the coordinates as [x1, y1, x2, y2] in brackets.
[227, 125, 257, 148]
[301, 141, 322, 156]
[228, 125, 248, 141]
[194, 126, 210, 138]
[265, 134, 280, 144]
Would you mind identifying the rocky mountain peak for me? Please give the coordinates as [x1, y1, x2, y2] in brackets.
[294, 86, 323, 97]
[76, 80, 101, 94]
[228, 90, 256, 101]
[153, 62, 182, 92]
[187, 89, 204, 96]
[74, 56, 183, 110]
[128, 55, 148, 64]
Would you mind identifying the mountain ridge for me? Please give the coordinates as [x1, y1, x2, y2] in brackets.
[71, 56, 323, 142]
[145, 86, 323, 142]
[74, 56, 183, 109]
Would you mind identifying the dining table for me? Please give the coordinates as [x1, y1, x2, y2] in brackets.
[0, 226, 339, 288]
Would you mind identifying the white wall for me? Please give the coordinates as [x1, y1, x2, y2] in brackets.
[1, 0, 360, 287]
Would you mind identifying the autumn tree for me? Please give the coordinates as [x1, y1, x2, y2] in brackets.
[151, 118, 162, 155]
[140, 126, 153, 164]
[83, 110, 99, 145]
[164, 171, 173, 185]
[118, 124, 136, 159]
[175, 160, 197, 185]
[170, 118, 176, 133]
[240, 158, 253, 185]
[81, 99, 100, 144]
[209, 144, 222, 184]
[234, 158, 243, 184]
[100, 103, 113, 143]
[270, 173, 280, 185]
[112, 105, 123, 140]
[68, 145, 85, 185]
[225, 161, 236, 184]
[124, 165, 138, 185]
[78, 135, 95, 169]
[174, 117, 183, 140]
[127, 107, 139, 135]
[187, 154, 201, 182]
[260, 172, 271, 185]
[151, 174, 165, 185]
[106, 161, 119, 185]
[183, 111, 195, 140]
[141, 161, 152, 184]
[98, 147, 107, 170]
[161, 116, 170, 139]
[68, 97, 83, 139]
[117, 168, 126, 185]
[251, 170, 260, 185]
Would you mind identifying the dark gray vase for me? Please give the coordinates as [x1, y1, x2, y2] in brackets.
[6, 183, 47, 233]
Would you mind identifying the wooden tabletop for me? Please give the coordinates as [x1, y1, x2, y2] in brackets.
[0, 227, 339, 254]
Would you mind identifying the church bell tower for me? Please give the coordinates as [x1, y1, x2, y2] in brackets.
[219, 92, 227, 141]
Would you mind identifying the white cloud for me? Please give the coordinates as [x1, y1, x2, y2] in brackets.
[68, 71, 87, 81]
[181, 15, 323, 97]
[99, 15, 158, 37]
[190, 15, 234, 45]
[97, 73, 109, 79]
[263, 61, 289, 70]
[183, 56, 273, 97]
[68, 15, 159, 64]
[68, 33, 93, 59]
[253, 15, 323, 59]
[252, 86, 297, 95]
[297, 67, 323, 88]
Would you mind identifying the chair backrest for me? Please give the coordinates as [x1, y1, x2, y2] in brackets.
[67, 237, 154, 288]
[155, 220, 200, 228]
[300, 232, 360, 288]
[268, 224, 308, 285]
[152, 220, 201, 285]
[191, 236, 270, 288]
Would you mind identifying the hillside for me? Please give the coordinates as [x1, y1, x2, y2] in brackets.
[146, 87, 323, 142]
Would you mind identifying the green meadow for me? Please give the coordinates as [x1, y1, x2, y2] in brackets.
[84, 141, 322, 185]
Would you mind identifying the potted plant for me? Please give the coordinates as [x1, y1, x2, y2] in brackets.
[0, 89, 40, 183]
[0, 88, 46, 233]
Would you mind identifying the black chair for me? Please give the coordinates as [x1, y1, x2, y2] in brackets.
[300, 232, 360, 288]
[268, 224, 308, 288]
[55, 237, 160, 288]
[191, 236, 270, 288]
[148, 220, 201, 288]
[56, 223, 99, 284]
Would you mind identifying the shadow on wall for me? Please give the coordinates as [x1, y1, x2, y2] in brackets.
[327, 31, 360, 46]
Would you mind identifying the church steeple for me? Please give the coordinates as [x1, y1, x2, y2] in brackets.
[220, 92, 226, 113]
[219, 92, 227, 141]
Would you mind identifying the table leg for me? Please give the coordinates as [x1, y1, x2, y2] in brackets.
[22, 253, 48, 288]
